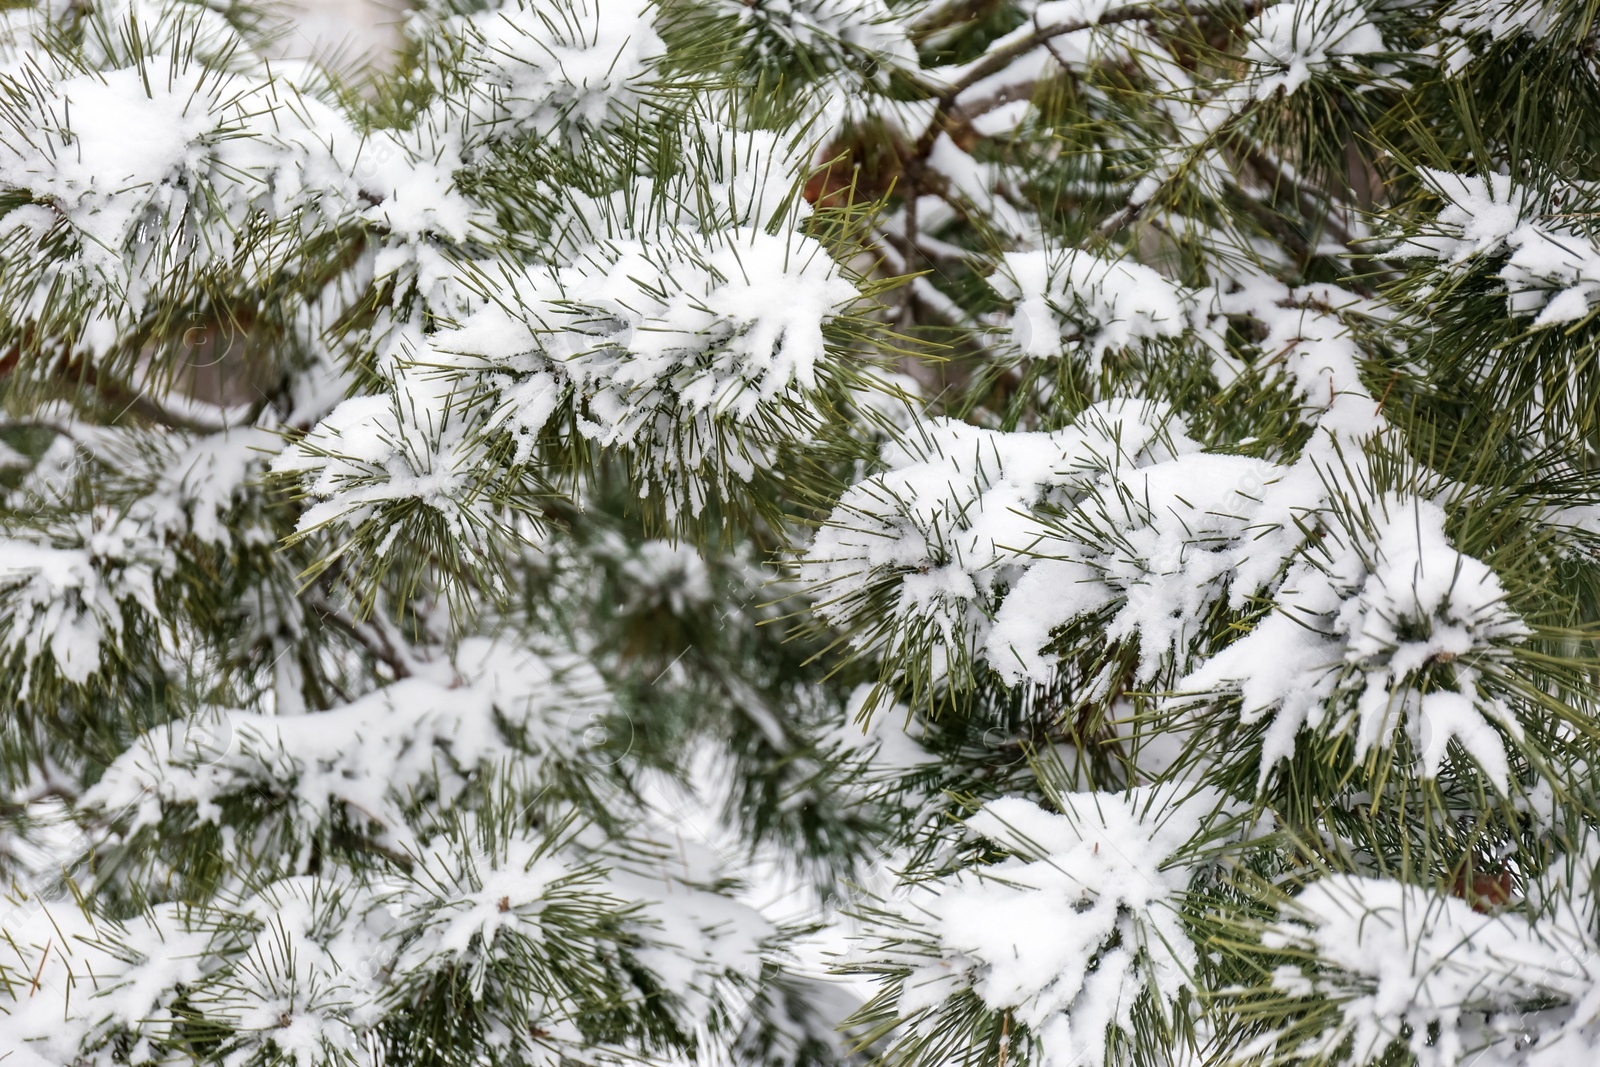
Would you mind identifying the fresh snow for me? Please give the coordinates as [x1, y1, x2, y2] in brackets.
[2, 2, 1598, 1067]
[873, 788, 1224, 1067]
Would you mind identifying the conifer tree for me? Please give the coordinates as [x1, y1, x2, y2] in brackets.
[3, 0, 1600, 1065]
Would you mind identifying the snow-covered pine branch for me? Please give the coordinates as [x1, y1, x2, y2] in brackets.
[4, 0, 1600, 1066]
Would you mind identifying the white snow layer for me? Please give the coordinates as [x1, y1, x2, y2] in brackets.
[1245, 0, 1385, 96]
[995, 249, 1217, 373]
[1265, 874, 1600, 1067]
[884, 788, 1222, 1067]
[1399, 168, 1600, 329]
[83, 636, 613, 849]
[808, 404, 1531, 788]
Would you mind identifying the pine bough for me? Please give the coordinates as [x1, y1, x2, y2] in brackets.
[2, 0, 1600, 1066]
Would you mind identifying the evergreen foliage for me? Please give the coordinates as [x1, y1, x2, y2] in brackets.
[2, 0, 1600, 1065]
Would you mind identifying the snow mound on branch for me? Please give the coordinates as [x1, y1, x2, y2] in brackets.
[270, 380, 504, 546]
[1245, 0, 1385, 96]
[378, 822, 766, 1049]
[442, 223, 859, 516]
[992, 259, 1378, 434]
[1396, 170, 1532, 263]
[0, 66, 212, 263]
[0, 425, 286, 688]
[881, 788, 1221, 1067]
[207, 877, 390, 1066]
[458, 226, 855, 431]
[1264, 875, 1599, 1067]
[620, 539, 714, 613]
[801, 400, 1190, 682]
[0, 512, 162, 685]
[272, 119, 842, 531]
[990, 450, 1288, 683]
[996, 249, 1218, 372]
[1398, 169, 1600, 328]
[814, 396, 1382, 699]
[0, 895, 215, 1067]
[387, 826, 768, 1020]
[1180, 495, 1530, 788]
[1440, 0, 1562, 47]
[0, 52, 414, 356]
[721, 0, 916, 71]
[0, 0, 251, 71]
[1215, 276, 1385, 436]
[82, 636, 615, 849]
[445, 0, 664, 140]
[130, 427, 281, 545]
